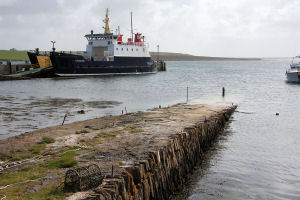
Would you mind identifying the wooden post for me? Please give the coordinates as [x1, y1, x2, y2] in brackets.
[61, 114, 67, 126]
[8, 60, 12, 74]
[186, 86, 189, 103]
[222, 87, 225, 97]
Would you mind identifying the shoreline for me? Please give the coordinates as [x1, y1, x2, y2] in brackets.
[0, 103, 236, 199]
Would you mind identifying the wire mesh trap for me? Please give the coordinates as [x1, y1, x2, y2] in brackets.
[64, 164, 103, 191]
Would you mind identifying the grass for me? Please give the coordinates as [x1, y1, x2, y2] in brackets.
[124, 125, 144, 133]
[0, 146, 80, 199]
[99, 124, 113, 129]
[97, 131, 120, 140]
[66, 146, 81, 151]
[41, 136, 55, 144]
[110, 129, 123, 134]
[28, 143, 46, 154]
[47, 151, 77, 169]
[8, 144, 46, 161]
[75, 129, 90, 134]
[24, 184, 66, 200]
[91, 126, 100, 130]
[10, 153, 34, 161]
[7, 139, 60, 162]
[79, 137, 102, 145]
[0, 181, 39, 200]
[53, 146, 81, 156]
[0, 181, 67, 200]
[0, 163, 49, 187]
[0, 152, 11, 160]
[79, 130, 122, 146]
[0, 50, 29, 61]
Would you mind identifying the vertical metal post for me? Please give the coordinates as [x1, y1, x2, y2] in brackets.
[222, 87, 225, 97]
[157, 45, 160, 61]
[130, 12, 133, 43]
[51, 41, 56, 52]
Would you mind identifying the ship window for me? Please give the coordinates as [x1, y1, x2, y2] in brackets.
[89, 42, 93, 45]
[132, 48, 133, 51]
[136, 49, 138, 51]
[127, 48, 128, 51]
[116, 48, 118, 51]
[122, 48, 123, 51]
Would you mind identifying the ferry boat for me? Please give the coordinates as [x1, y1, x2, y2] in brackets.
[286, 56, 300, 83]
[50, 9, 157, 76]
[27, 48, 53, 68]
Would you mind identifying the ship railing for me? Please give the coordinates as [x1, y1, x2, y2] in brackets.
[119, 42, 145, 46]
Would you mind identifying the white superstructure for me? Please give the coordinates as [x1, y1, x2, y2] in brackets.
[82, 9, 150, 62]
[286, 56, 300, 83]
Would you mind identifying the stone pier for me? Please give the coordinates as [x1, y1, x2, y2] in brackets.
[0, 103, 236, 199]
[68, 103, 236, 199]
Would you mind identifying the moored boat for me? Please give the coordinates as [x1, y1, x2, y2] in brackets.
[286, 56, 300, 83]
[27, 48, 53, 68]
[50, 9, 157, 76]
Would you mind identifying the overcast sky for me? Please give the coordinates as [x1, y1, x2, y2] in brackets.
[0, 0, 299, 57]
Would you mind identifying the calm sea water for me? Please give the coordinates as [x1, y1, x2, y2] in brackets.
[1, 59, 300, 199]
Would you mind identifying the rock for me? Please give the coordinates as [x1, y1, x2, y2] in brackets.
[77, 110, 85, 114]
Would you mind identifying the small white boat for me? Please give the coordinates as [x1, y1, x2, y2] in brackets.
[286, 56, 300, 83]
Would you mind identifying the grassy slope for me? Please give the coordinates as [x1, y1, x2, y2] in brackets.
[0, 50, 260, 61]
[150, 52, 261, 61]
[0, 50, 29, 61]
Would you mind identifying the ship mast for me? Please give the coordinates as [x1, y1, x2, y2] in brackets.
[104, 8, 111, 34]
[130, 12, 133, 42]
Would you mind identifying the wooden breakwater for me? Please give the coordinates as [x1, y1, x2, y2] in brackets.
[71, 104, 237, 200]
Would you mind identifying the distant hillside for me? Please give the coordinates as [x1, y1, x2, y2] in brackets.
[0, 50, 260, 61]
[0, 50, 29, 61]
[0, 50, 80, 61]
[150, 52, 261, 61]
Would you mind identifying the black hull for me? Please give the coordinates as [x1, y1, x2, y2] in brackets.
[27, 52, 39, 66]
[50, 52, 157, 76]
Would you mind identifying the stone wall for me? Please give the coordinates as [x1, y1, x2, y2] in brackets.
[0, 64, 31, 75]
[84, 106, 236, 200]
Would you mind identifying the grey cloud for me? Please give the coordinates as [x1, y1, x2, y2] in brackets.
[0, 0, 61, 15]
[1, 0, 300, 57]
